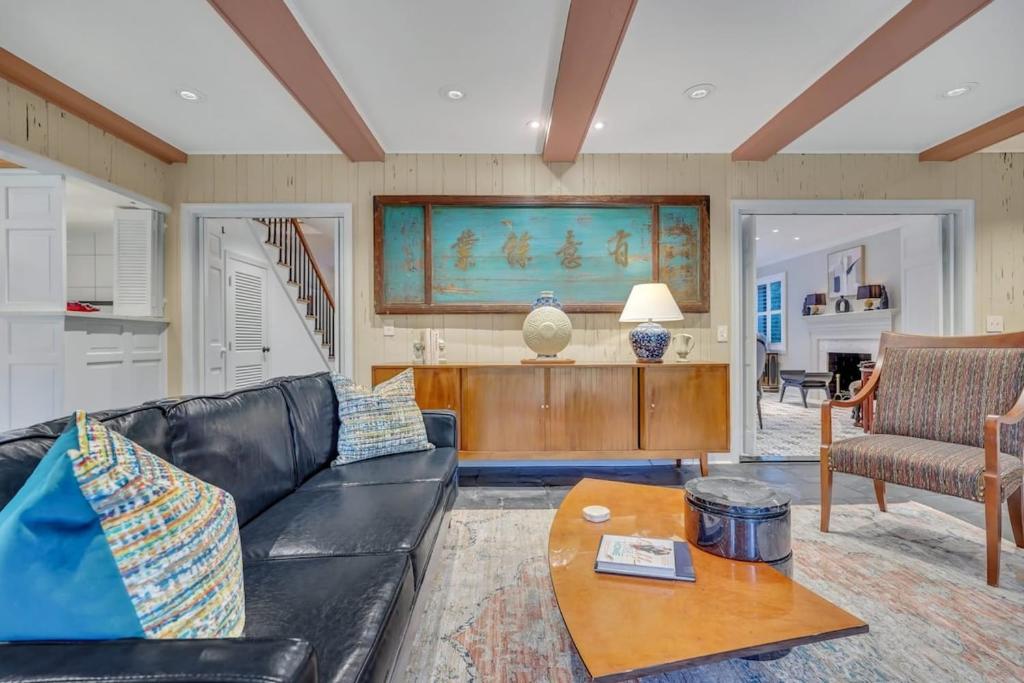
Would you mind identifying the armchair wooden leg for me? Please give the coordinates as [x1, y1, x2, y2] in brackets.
[1009, 486, 1023, 549]
[873, 480, 887, 512]
[984, 475, 1001, 587]
[820, 461, 832, 533]
[698, 452, 708, 477]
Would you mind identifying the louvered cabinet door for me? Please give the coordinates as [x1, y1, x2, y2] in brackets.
[113, 208, 162, 317]
[225, 253, 269, 389]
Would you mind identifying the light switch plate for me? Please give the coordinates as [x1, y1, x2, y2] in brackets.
[986, 315, 1004, 333]
[383, 320, 396, 337]
[717, 325, 729, 342]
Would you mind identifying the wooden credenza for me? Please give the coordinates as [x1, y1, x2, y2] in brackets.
[371, 362, 729, 473]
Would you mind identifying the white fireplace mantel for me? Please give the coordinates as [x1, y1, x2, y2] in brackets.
[805, 308, 898, 372]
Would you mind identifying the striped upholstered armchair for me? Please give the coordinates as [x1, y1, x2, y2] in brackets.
[820, 332, 1024, 586]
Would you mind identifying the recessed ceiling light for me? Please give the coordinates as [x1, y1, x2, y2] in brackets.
[443, 88, 465, 101]
[593, 121, 606, 130]
[941, 82, 978, 98]
[755, 236, 761, 241]
[772, 228, 780, 233]
[527, 120, 542, 129]
[685, 83, 716, 100]
[177, 89, 203, 102]
[793, 236, 801, 241]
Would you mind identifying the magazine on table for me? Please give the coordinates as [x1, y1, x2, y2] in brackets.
[595, 534, 696, 582]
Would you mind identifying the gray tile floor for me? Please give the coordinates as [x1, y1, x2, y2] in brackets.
[455, 462, 1018, 541]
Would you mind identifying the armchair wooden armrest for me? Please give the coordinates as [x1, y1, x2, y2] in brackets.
[983, 388, 1024, 472]
[829, 368, 881, 409]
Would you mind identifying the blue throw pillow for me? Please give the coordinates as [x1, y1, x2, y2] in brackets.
[0, 411, 245, 641]
[331, 369, 433, 465]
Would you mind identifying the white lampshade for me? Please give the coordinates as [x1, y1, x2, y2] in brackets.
[619, 283, 684, 322]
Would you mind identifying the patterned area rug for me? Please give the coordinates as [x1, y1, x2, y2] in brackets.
[749, 395, 863, 462]
[404, 503, 1024, 682]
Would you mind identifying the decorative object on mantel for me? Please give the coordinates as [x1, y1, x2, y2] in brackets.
[673, 333, 695, 362]
[373, 195, 711, 315]
[802, 293, 826, 316]
[827, 245, 864, 299]
[522, 291, 573, 364]
[857, 284, 885, 310]
[835, 295, 852, 314]
[412, 338, 425, 363]
[620, 283, 684, 363]
[878, 285, 890, 309]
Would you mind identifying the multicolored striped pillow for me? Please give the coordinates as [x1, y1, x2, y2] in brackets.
[331, 369, 433, 464]
[0, 411, 245, 641]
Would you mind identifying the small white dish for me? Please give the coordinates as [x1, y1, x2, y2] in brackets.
[582, 505, 611, 523]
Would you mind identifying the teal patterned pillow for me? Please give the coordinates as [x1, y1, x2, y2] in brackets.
[331, 369, 433, 464]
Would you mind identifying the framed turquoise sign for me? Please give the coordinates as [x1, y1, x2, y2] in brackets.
[374, 195, 710, 314]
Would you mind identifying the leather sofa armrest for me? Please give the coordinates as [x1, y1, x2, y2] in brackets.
[0, 638, 317, 683]
[423, 410, 457, 449]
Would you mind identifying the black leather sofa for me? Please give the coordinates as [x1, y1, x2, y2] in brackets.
[0, 372, 458, 683]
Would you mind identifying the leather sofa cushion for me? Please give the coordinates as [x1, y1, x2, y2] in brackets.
[244, 555, 414, 683]
[0, 406, 171, 510]
[300, 447, 457, 490]
[273, 373, 339, 485]
[166, 386, 297, 525]
[0, 638, 318, 683]
[241, 482, 444, 585]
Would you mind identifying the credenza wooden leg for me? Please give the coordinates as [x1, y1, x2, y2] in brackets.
[698, 452, 708, 477]
[675, 458, 682, 468]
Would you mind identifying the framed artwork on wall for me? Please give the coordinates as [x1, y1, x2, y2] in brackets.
[373, 195, 711, 314]
[826, 245, 864, 298]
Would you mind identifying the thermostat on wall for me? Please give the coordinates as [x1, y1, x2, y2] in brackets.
[582, 505, 611, 523]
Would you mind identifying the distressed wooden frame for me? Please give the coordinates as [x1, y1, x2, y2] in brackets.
[373, 194, 710, 315]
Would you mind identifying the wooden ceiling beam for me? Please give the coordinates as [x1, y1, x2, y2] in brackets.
[920, 105, 1024, 161]
[0, 159, 23, 169]
[731, 0, 992, 161]
[208, 0, 384, 162]
[0, 48, 187, 164]
[542, 0, 637, 163]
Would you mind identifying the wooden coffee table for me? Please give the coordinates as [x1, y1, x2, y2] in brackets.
[548, 479, 867, 681]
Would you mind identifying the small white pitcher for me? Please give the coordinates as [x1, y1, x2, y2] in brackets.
[673, 333, 695, 362]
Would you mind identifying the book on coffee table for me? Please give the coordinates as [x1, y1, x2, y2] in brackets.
[595, 534, 696, 582]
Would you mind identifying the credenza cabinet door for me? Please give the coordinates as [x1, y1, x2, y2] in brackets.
[641, 365, 730, 452]
[547, 367, 637, 451]
[372, 367, 461, 414]
[462, 367, 546, 452]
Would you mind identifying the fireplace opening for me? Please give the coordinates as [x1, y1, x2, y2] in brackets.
[828, 352, 872, 398]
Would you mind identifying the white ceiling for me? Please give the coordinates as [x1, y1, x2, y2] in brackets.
[0, 0, 334, 153]
[583, 0, 906, 153]
[787, 0, 1024, 153]
[754, 214, 936, 267]
[287, 0, 569, 154]
[0, 0, 1019, 156]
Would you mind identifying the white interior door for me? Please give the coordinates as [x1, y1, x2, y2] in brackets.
[202, 220, 227, 393]
[900, 216, 944, 335]
[225, 251, 269, 389]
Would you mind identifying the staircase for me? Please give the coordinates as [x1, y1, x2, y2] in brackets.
[259, 217, 335, 361]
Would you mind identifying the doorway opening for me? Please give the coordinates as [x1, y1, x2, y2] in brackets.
[179, 203, 353, 395]
[731, 200, 975, 463]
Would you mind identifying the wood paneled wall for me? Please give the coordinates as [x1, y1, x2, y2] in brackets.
[167, 152, 1024, 391]
[0, 77, 169, 203]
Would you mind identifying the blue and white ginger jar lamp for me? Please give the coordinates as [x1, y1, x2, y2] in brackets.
[620, 283, 684, 363]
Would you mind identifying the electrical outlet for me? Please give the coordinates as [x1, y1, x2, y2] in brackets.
[986, 315, 1004, 333]
[383, 320, 396, 337]
[717, 325, 729, 342]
